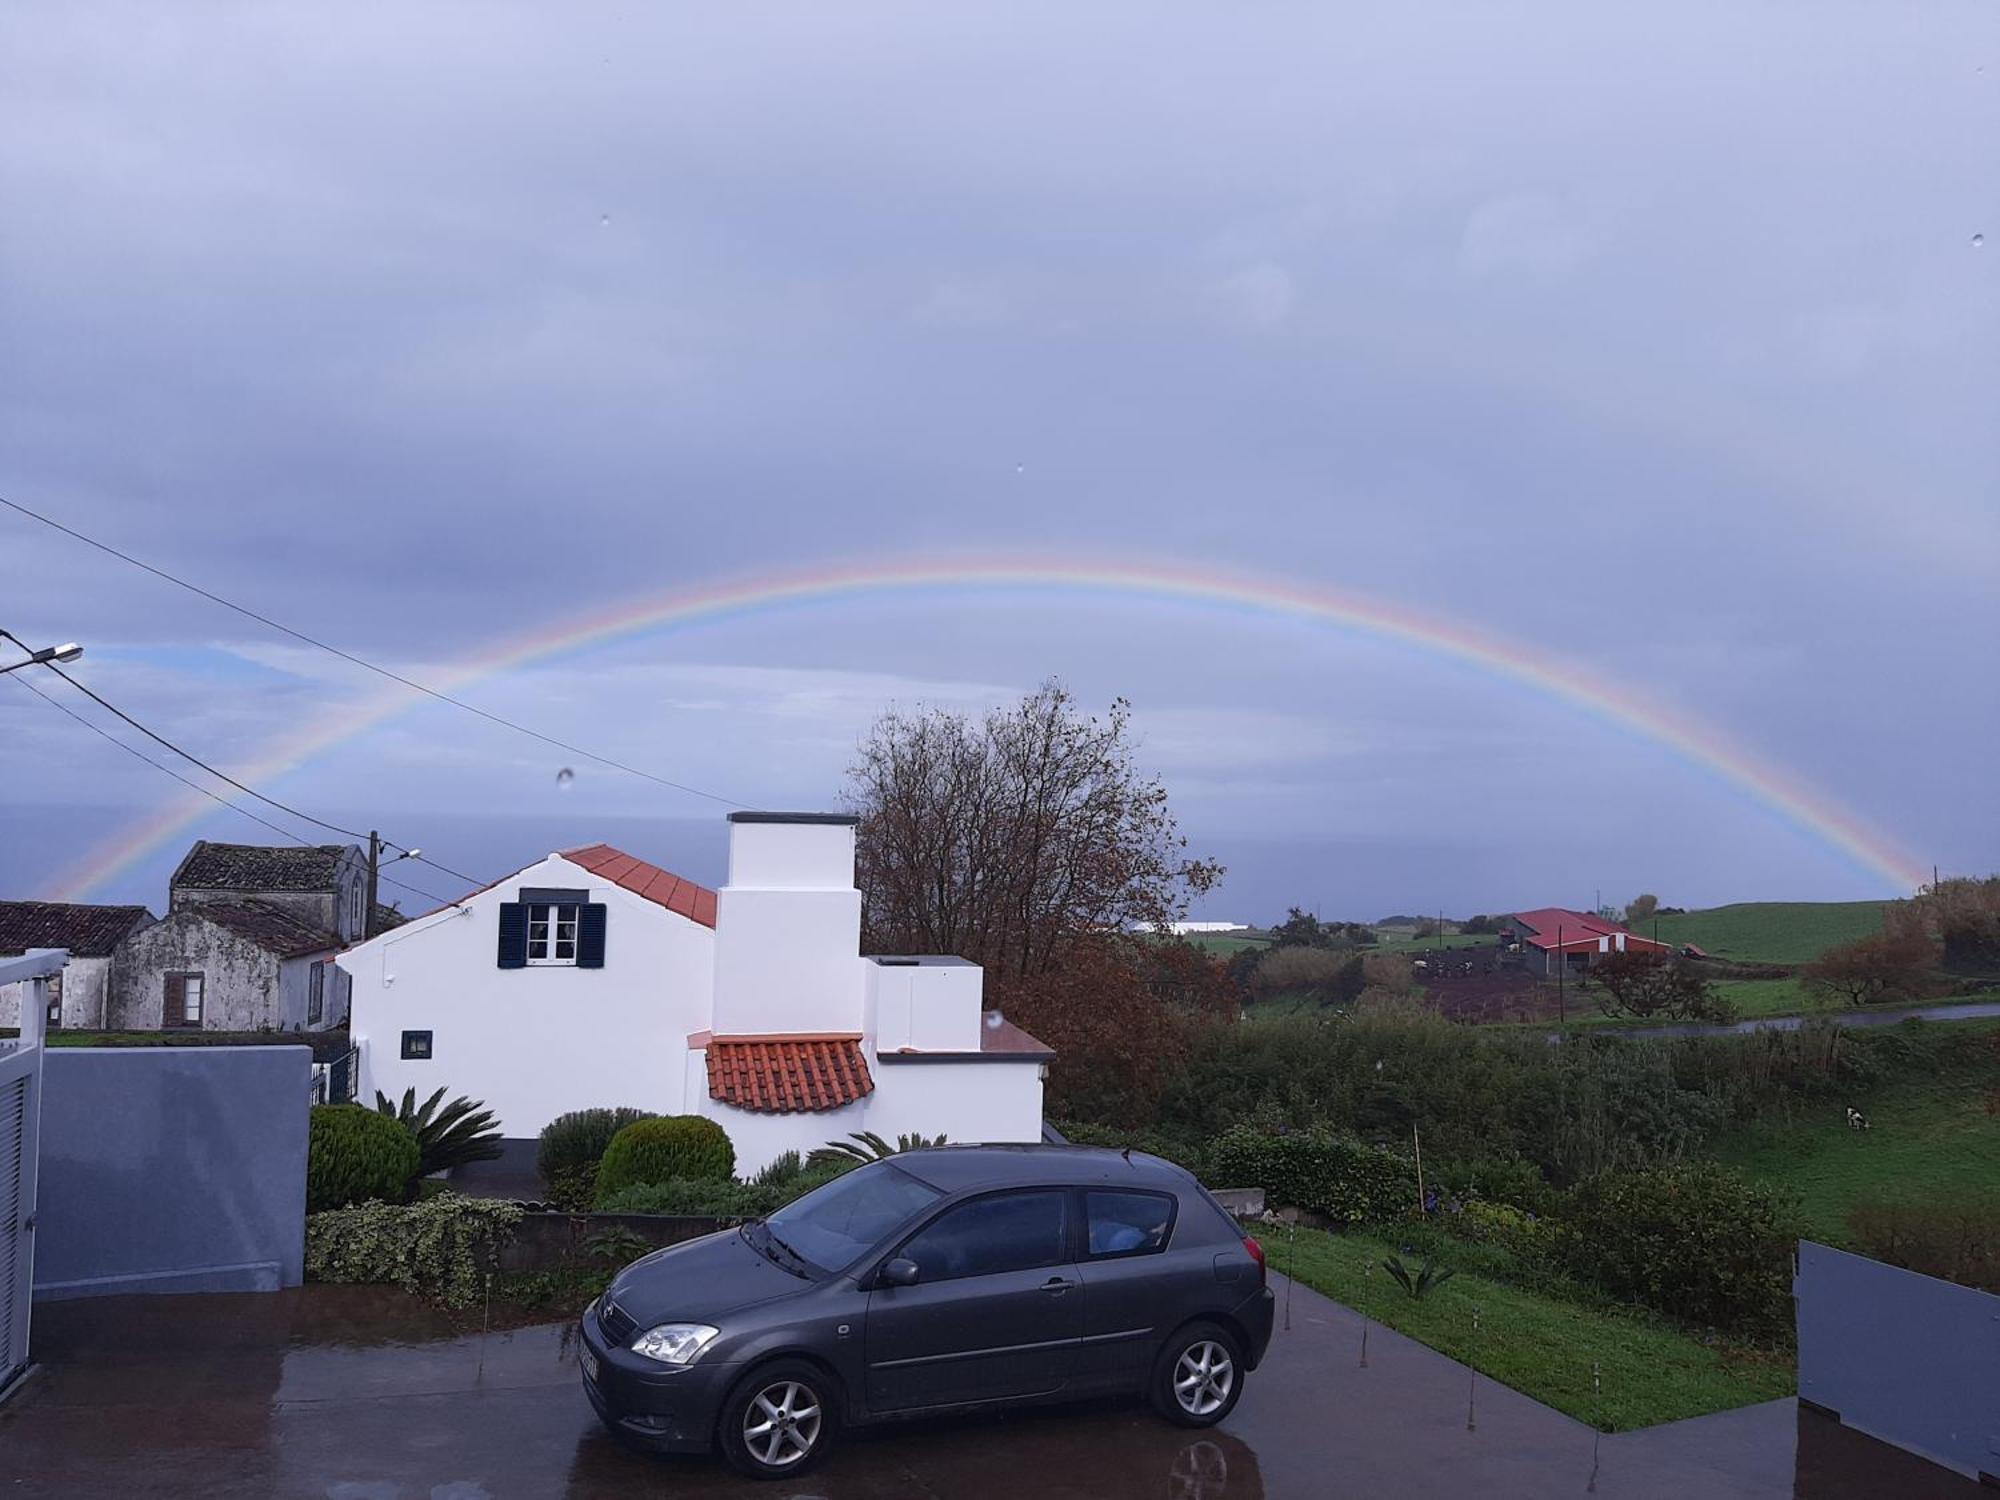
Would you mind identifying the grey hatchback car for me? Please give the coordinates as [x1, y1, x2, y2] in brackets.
[578, 1143, 1274, 1479]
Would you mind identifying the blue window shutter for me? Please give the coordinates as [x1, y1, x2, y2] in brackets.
[496, 903, 527, 969]
[577, 903, 607, 968]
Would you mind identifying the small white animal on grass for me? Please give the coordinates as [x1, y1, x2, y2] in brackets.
[1845, 1107, 1870, 1132]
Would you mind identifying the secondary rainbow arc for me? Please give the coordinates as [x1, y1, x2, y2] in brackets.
[46, 556, 1928, 899]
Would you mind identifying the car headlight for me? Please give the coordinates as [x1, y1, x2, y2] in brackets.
[630, 1323, 720, 1366]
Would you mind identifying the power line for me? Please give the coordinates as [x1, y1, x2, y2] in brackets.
[0, 492, 743, 808]
[34, 661, 484, 888]
[4, 670, 457, 909]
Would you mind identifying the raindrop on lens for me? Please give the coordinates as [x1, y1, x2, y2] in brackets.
[556, 767, 576, 789]
[984, 1010, 1003, 1030]
[1975, 233, 1986, 248]
[599, 215, 611, 227]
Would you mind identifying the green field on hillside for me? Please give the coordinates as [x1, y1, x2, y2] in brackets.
[1651, 901, 1885, 965]
[1186, 933, 1272, 955]
[1710, 1021, 2000, 1243]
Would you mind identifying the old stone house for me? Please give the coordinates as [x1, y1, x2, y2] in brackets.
[169, 841, 370, 944]
[111, 899, 350, 1032]
[0, 901, 156, 1029]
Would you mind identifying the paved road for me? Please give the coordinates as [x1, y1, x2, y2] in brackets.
[2, 1281, 1981, 1499]
[1583, 1000, 2000, 1042]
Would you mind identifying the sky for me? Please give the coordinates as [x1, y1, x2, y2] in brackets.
[2, 2, 1995, 925]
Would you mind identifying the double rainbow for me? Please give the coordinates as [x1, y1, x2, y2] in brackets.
[47, 556, 1926, 898]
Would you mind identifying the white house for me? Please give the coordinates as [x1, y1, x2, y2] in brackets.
[334, 813, 1051, 1175]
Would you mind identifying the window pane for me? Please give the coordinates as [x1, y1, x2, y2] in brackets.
[766, 1161, 940, 1273]
[554, 939, 575, 959]
[900, 1190, 1068, 1282]
[183, 976, 203, 1022]
[1087, 1191, 1174, 1257]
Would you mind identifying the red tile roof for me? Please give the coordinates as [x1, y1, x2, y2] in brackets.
[563, 844, 717, 928]
[705, 1034, 875, 1113]
[1509, 908, 1670, 952]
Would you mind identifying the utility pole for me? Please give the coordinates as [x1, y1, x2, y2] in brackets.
[1557, 922, 1566, 1025]
[365, 830, 381, 940]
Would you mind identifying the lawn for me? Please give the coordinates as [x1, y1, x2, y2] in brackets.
[1711, 977, 1833, 1020]
[1711, 1064, 2000, 1245]
[1187, 933, 1273, 955]
[1274, 1227, 1794, 1431]
[1373, 932, 1492, 954]
[1651, 901, 1885, 965]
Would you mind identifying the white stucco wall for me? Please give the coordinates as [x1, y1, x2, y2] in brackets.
[0, 955, 112, 1029]
[702, 1056, 1046, 1176]
[337, 854, 715, 1138]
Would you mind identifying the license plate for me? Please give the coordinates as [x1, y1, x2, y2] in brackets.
[581, 1349, 600, 1385]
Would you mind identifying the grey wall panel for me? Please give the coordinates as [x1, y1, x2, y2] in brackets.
[1795, 1239, 2000, 1484]
[34, 1046, 308, 1299]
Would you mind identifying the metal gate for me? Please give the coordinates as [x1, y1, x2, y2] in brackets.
[0, 949, 58, 1395]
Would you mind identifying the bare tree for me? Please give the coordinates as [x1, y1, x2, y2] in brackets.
[1589, 949, 1731, 1022]
[1802, 932, 1937, 1007]
[846, 681, 1221, 979]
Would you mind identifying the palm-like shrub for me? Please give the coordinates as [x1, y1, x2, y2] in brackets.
[1381, 1254, 1457, 1299]
[594, 1116, 736, 1201]
[374, 1087, 504, 1178]
[808, 1130, 948, 1167]
[309, 1105, 420, 1211]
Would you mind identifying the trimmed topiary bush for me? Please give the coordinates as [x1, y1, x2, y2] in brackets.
[1209, 1125, 1417, 1225]
[594, 1115, 736, 1202]
[309, 1104, 421, 1212]
[538, 1106, 657, 1209]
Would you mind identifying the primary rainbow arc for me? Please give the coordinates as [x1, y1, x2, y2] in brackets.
[47, 556, 1927, 899]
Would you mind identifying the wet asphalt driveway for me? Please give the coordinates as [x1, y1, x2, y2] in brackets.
[1, 1280, 1980, 1499]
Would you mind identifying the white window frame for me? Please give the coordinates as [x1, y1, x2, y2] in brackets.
[524, 902, 581, 966]
[308, 961, 325, 1025]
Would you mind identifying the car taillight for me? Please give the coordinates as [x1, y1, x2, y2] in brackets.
[1243, 1235, 1266, 1286]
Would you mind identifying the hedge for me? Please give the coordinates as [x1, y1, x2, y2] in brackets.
[1209, 1126, 1418, 1224]
[594, 1116, 735, 1202]
[306, 1192, 523, 1306]
[308, 1104, 421, 1212]
[1554, 1162, 1803, 1340]
[538, 1106, 657, 1209]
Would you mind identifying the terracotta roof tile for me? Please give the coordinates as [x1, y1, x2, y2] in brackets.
[705, 1034, 874, 1113]
[561, 844, 717, 930]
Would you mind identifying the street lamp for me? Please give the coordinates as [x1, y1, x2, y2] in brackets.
[0, 628, 84, 674]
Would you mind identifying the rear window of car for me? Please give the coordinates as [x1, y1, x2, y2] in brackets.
[1085, 1189, 1176, 1258]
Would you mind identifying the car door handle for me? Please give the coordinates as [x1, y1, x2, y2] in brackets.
[1042, 1276, 1078, 1295]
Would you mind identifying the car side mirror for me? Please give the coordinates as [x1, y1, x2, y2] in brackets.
[879, 1256, 920, 1289]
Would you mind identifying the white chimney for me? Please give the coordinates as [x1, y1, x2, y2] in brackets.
[711, 812, 865, 1037]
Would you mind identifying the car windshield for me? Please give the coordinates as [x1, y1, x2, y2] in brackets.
[760, 1161, 942, 1275]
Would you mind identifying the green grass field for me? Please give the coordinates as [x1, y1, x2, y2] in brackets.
[1186, 933, 1272, 955]
[1711, 1036, 2000, 1244]
[1276, 1228, 1794, 1430]
[1651, 902, 1885, 965]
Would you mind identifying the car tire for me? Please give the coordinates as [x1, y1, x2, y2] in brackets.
[716, 1360, 838, 1480]
[1149, 1321, 1245, 1428]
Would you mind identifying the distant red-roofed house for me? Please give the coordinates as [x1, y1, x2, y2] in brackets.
[1502, 908, 1674, 977]
[336, 818, 1051, 1172]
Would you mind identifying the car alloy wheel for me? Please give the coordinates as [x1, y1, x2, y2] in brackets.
[741, 1378, 822, 1469]
[1173, 1340, 1235, 1417]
